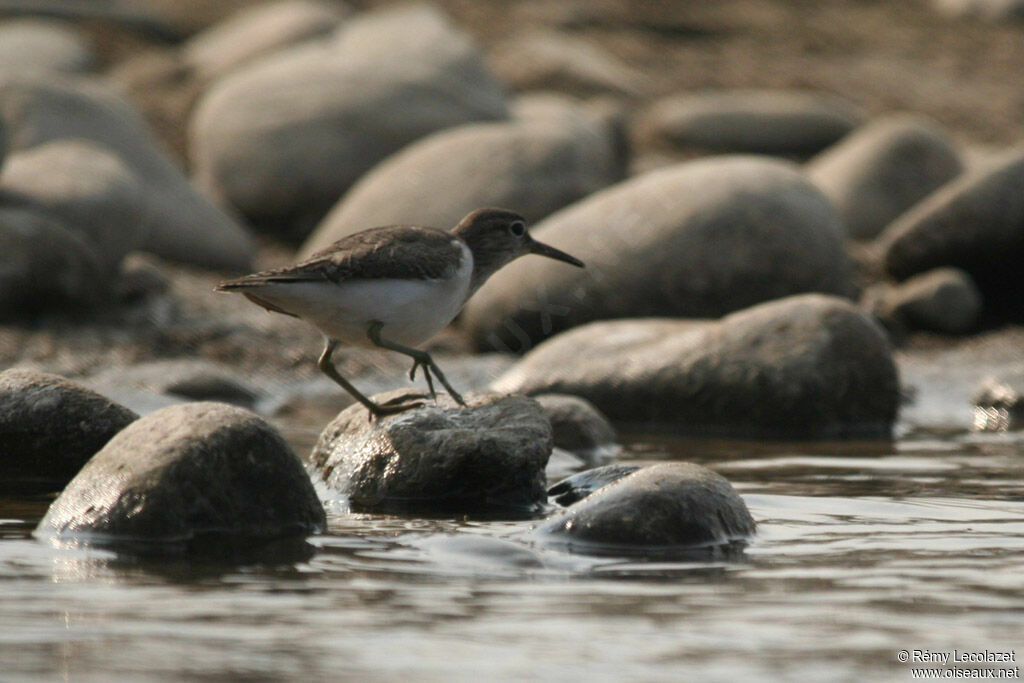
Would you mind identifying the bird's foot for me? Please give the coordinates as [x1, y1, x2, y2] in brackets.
[366, 393, 427, 421]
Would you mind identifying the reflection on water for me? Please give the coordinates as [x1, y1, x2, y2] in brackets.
[2, 422, 1023, 681]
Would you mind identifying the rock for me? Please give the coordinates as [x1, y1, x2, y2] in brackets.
[0, 199, 108, 317]
[182, 0, 349, 81]
[190, 4, 509, 240]
[547, 464, 641, 506]
[462, 155, 853, 352]
[972, 372, 1024, 431]
[635, 89, 863, 155]
[488, 29, 650, 97]
[0, 139, 150, 274]
[933, 0, 1024, 21]
[35, 402, 325, 552]
[534, 393, 618, 463]
[492, 294, 899, 438]
[863, 267, 982, 335]
[534, 463, 755, 554]
[0, 74, 254, 270]
[300, 106, 625, 255]
[0, 19, 95, 74]
[0, 369, 138, 492]
[877, 147, 1024, 321]
[85, 359, 264, 412]
[310, 391, 552, 514]
[807, 114, 964, 240]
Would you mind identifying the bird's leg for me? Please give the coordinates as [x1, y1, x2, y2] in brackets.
[367, 322, 466, 406]
[317, 338, 424, 419]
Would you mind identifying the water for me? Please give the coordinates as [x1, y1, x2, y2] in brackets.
[2, 356, 1023, 681]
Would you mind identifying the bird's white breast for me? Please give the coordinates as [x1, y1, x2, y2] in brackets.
[254, 241, 474, 348]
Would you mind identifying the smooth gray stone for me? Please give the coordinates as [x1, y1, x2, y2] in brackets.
[0, 74, 254, 270]
[535, 463, 755, 554]
[301, 109, 624, 255]
[36, 402, 325, 551]
[971, 372, 1024, 431]
[182, 0, 349, 80]
[462, 155, 853, 352]
[807, 114, 963, 240]
[635, 89, 862, 155]
[492, 294, 899, 438]
[0, 200, 107, 317]
[0, 19, 95, 74]
[190, 4, 509, 240]
[863, 267, 982, 335]
[488, 29, 650, 97]
[0, 139, 150, 273]
[310, 391, 552, 514]
[0, 369, 137, 492]
[535, 393, 618, 464]
[877, 147, 1024, 321]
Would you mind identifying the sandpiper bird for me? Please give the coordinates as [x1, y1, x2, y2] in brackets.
[217, 208, 584, 418]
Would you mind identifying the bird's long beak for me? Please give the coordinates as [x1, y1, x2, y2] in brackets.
[528, 237, 585, 268]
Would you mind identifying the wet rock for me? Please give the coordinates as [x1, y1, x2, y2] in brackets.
[863, 267, 982, 335]
[301, 106, 624, 255]
[310, 391, 552, 514]
[547, 464, 641, 506]
[462, 155, 853, 352]
[0, 369, 138, 492]
[0, 19, 95, 74]
[35, 402, 325, 552]
[0, 74, 254, 270]
[492, 294, 899, 438]
[190, 4, 509, 240]
[0, 139, 150, 274]
[0, 200, 108, 317]
[807, 114, 963, 240]
[972, 372, 1024, 431]
[535, 463, 755, 554]
[182, 0, 349, 81]
[489, 29, 650, 97]
[535, 393, 618, 463]
[933, 0, 1024, 21]
[877, 147, 1024, 321]
[635, 89, 862, 155]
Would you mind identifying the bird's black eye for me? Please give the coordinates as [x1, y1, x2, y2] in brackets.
[508, 220, 526, 237]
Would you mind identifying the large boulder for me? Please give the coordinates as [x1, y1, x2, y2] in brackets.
[535, 463, 755, 555]
[300, 106, 624, 255]
[462, 155, 853, 352]
[492, 294, 899, 438]
[0, 74, 253, 270]
[0, 369, 138, 492]
[190, 4, 509, 240]
[0, 139, 150, 274]
[635, 89, 862, 155]
[0, 200, 108, 317]
[310, 391, 552, 514]
[877, 147, 1024, 321]
[182, 0, 349, 81]
[807, 114, 963, 240]
[35, 402, 325, 552]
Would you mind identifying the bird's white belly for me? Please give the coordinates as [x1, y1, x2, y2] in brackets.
[256, 271, 471, 348]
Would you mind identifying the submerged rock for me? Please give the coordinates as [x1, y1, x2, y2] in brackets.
[493, 294, 899, 438]
[0, 369, 138, 492]
[310, 391, 552, 514]
[807, 114, 963, 240]
[462, 155, 853, 352]
[190, 4, 508, 240]
[877, 147, 1024, 322]
[535, 463, 755, 555]
[36, 402, 325, 552]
